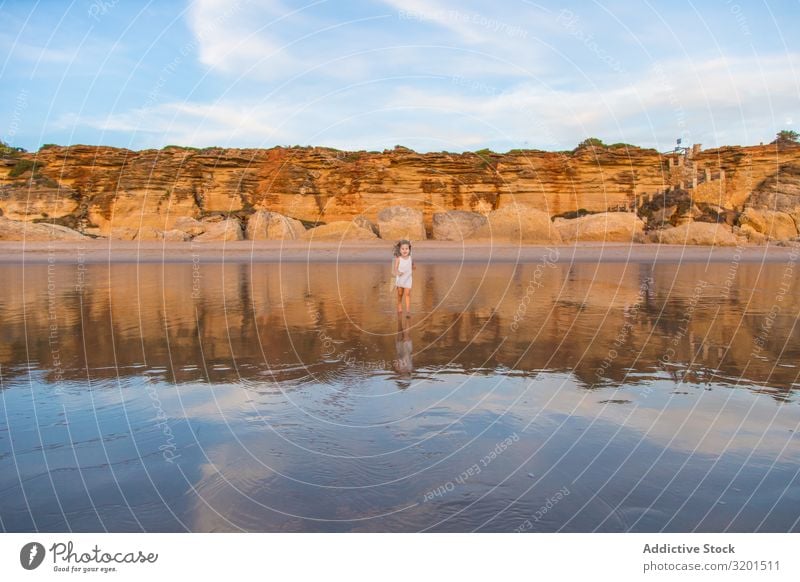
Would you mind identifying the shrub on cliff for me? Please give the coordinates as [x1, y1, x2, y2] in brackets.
[1, 139, 25, 157]
[773, 130, 799, 145]
[576, 137, 605, 150]
[9, 159, 39, 177]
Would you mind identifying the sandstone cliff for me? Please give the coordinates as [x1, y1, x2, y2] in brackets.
[1, 142, 799, 241]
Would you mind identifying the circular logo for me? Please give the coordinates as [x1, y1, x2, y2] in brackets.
[20, 542, 46, 570]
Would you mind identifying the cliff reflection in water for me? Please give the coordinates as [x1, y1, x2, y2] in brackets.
[1, 260, 799, 397]
[0, 259, 799, 532]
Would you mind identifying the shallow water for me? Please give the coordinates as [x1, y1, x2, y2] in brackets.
[1, 255, 799, 532]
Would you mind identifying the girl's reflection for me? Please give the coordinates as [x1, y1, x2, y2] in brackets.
[393, 312, 413, 377]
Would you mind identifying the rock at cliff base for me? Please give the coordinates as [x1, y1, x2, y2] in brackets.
[161, 229, 192, 241]
[377, 206, 426, 241]
[647, 205, 677, 228]
[737, 224, 768, 244]
[193, 218, 244, 241]
[649, 222, 738, 246]
[301, 221, 379, 241]
[135, 226, 164, 241]
[245, 210, 305, 240]
[353, 215, 379, 236]
[470, 203, 561, 243]
[173, 216, 206, 237]
[108, 227, 138, 240]
[432, 211, 488, 241]
[557, 212, 644, 242]
[0, 217, 88, 241]
[738, 208, 798, 240]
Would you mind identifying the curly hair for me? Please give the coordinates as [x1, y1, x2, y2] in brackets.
[392, 239, 412, 257]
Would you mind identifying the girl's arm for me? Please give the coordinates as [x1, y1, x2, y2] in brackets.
[392, 257, 399, 276]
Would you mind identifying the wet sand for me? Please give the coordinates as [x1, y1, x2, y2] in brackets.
[0, 240, 795, 263]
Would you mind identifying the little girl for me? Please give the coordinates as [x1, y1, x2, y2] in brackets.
[392, 239, 416, 316]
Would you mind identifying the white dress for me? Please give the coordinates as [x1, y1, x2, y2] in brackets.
[395, 256, 413, 288]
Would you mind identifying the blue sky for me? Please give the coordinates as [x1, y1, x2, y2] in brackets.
[1, 0, 797, 153]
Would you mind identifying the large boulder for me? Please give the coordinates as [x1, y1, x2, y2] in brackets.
[746, 164, 800, 212]
[377, 206, 426, 240]
[245, 210, 305, 240]
[647, 205, 677, 229]
[353, 215, 379, 236]
[107, 226, 191, 241]
[738, 208, 798, 240]
[193, 218, 244, 241]
[432, 211, 488, 241]
[108, 227, 138, 240]
[161, 229, 192, 241]
[301, 220, 379, 241]
[173, 216, 206, 237]
[649, 222, 738, 246]
[736, 224, 767, 244]
[0, 217, 88, 240]
[557, 212, 644, 242]
[134, 226, 164, 241]
[470, 203, 561, 243]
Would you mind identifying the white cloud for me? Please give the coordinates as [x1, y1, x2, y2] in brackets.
[56, 100, 288, 148]
[187, 0, 294, 74]
[0, 33, 78, 64]
[379, 53, 800, 149]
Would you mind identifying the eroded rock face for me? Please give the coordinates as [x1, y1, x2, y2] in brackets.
[245, 210, 305, 240]
[746, 164, 800, 212]
[135, 226, 165, 241]
[0, 217, 88, 240]
[377, 206, 426, 241]
[353, 215, 379, 236]
[193, 218, 244, 241]
[470, 203, 561, 243]
[432, 211, 487, 241]
[108, 227, 138, 241]
[107, 226, 192, 241]
[301, 220, 379, 241]
[173, 217, 206, 237]
[162, 229, 191, 241]
[649, 222, 738, 246]
[1, 143, 799, 241]
[557, 212, 644, 242]
[738, 208, 798, 240]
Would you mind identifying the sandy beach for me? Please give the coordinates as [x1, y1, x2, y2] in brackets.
[0, 239, 794, 263]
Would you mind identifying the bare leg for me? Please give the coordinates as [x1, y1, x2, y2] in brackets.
[404, 288, 411, 315]
[396, 287, 404, 312]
